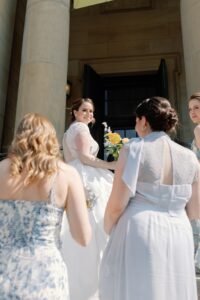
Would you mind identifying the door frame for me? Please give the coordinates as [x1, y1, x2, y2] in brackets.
[77, 53, 181, 110]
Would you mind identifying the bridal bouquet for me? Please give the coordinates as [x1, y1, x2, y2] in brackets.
[102, 122, 129, 161]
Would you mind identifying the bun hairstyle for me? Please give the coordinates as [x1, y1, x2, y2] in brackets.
[70, 97, 95, 124]
[135, 96, 178, 133]
[189, 92, 200, 102]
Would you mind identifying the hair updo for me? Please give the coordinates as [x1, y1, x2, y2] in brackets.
[189, 92, 200, 102]
[70, 98, 95, 124]
[135, 96, 178, 133]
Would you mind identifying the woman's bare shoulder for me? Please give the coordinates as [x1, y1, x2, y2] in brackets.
[0, 158, 11, 171]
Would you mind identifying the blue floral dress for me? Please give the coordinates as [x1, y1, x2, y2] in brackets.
[0, 187, 69, 299]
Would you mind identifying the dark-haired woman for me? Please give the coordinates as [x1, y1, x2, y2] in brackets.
[61, 98, 116, 300]
[99, 97, 200, 300]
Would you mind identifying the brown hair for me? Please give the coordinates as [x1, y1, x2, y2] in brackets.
[70, 98, 95, 124]
[8, 113, 61, 185]
[189, 92, 200, 102]
[135, 96, 178, 133]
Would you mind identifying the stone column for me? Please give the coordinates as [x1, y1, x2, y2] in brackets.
[15, 0, 70, 142]
[181, 0, 200, 97]
[181, 0, 200, 274]
[0, 0, 17, 148]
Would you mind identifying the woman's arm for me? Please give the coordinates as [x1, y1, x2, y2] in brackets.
[104, 147, 132, 234]
[186, 163, 200, 220]
[194, 125, 200, 150]
[66, 167, 92, 246]
[75, 131, 116, 170]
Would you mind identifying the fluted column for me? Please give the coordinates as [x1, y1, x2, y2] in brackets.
[0, 0, 17, 148]
[181, 0, 200, 97]
[15, 0, 70, 141]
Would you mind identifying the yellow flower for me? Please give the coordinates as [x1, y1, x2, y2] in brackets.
[106, 132, 121, 145]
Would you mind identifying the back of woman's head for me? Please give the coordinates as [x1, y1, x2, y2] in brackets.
[70, 98, 95, 123]
[8, 113, 60, 185]
[135, 96, 178, 133]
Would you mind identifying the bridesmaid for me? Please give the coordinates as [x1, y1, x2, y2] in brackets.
[189, 92, 200, 161]
[0, 113, 91, 299]
[99, 97, 200, 300]
[189, 92, 200, 272]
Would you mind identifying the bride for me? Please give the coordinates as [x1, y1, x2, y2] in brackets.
[61, 97, 116, 300]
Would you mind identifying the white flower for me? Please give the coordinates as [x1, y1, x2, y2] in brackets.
[102, 122, 108, 128]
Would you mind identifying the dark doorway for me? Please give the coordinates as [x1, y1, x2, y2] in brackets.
[103, 73, 157, 139]
[83, 59, 168, 158]
[83, 64, 105, 158]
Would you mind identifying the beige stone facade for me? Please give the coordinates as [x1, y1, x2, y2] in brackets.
[181, 0, 200, 98]
[67, 0, 190, 141]
[0, 0, 199, 150]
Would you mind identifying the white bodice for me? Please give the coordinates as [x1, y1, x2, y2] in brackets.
[63, 122, 99, 162]
[122, 132, 199, 215]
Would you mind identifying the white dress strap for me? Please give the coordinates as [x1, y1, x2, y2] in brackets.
[122, 138, 144, 196]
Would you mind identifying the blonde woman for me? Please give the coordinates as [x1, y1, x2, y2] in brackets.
[0, 113, 91, 300]
[189, 92, 200, 272]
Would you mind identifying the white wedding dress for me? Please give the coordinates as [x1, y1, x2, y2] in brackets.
[61, 121, 113, 300]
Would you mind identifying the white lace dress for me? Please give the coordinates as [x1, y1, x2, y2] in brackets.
[99, 132, 199, 300]
[61, 121, 113, 300]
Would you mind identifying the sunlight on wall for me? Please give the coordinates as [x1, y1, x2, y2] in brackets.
[73, 0, 113, 9]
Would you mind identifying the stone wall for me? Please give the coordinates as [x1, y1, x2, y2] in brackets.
[181, 0, 200, 98]
[67, 0, 191, 142]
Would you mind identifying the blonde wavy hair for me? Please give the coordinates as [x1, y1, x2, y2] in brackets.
[8, 113, 61, 185]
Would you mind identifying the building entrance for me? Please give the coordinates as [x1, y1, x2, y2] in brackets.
[83, 59, 168, 158]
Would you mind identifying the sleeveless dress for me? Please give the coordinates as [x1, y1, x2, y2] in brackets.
[61, 121, 113, 300]
[0, 182, 69, 300]
[191, 139, 200, 271]
[99, 131, 198, 300]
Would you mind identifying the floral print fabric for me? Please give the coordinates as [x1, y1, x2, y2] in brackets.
[0, 199, 69, 300]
